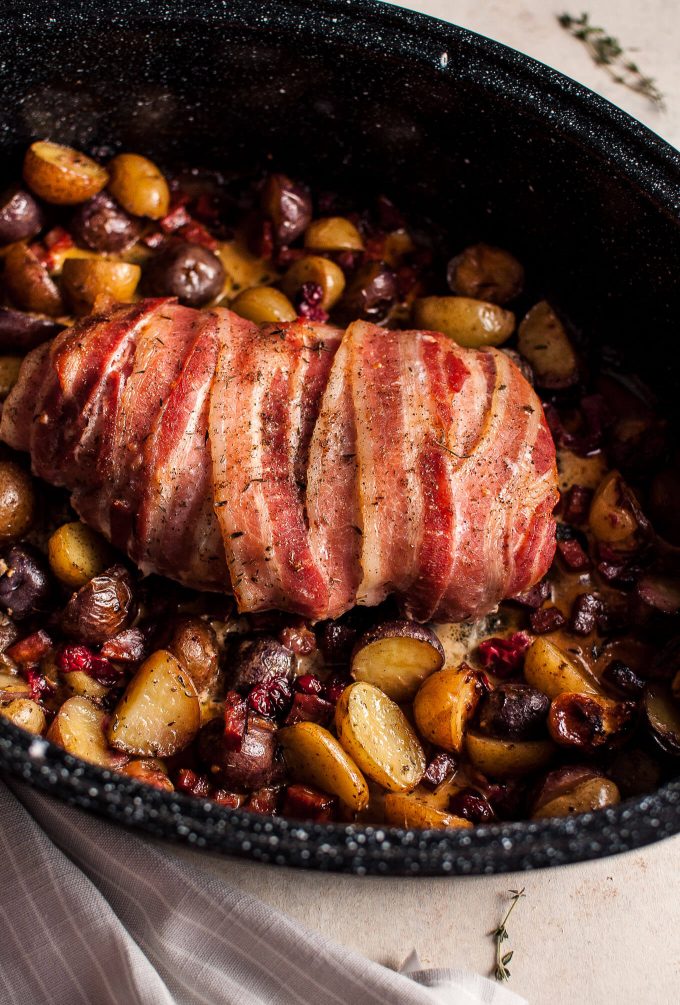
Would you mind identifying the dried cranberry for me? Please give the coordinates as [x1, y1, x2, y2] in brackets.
[176, 768, 211, 799]
[530, 606, 566, 634]
[557, 538, 591, 572]
[511, 578, 551, 609]
[159, 203, 192, 233]
[282, 783, 337, 823]
[449, 788, 496, 824]
[421, 751, 457, 790]
[562, 485, 594, 525]
[279, 624, 316, 655]
[56, 643, 124, 687]
[477, 632, 532, 678]
[295, 673, 324, 695]
[324, 673, 351, 704]
[602, 659, 645, 698]
[6, 629, 52, 664]
[25, 667, 54, 704]
[569, 593, 601, 636]
[284, 692, 334, 726]
[223, 690, 248, 752]
[296, 282, 329, 323]
[247, 675, 292, 718]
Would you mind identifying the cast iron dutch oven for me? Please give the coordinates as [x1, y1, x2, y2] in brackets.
[0, 0, 679, 875]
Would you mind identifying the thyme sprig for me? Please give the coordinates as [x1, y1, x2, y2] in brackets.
[491, 887, 525, 982]
[558, 12, 665, 109]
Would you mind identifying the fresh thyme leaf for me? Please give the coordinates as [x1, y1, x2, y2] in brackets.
[491, 888, 525, 983]
[558, 12, 665, 108]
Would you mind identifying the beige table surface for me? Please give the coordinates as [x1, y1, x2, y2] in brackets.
[154, 4, 680, 1003]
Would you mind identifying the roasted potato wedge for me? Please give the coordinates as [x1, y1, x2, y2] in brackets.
[465, 730, 555, 778]
[335, 682, 425, 792]
[48, 521, 112, 589]
[531, 765, 620, 818]
[517, 301, 578, 389]
[384, 792, 473, 830]
[0, 671, 31, 701]
[107, 649, 200, 757]
[413, 295, 515, 348]
[278, 721, 369, 812]
[47, 696, 127, 769]
[61, 257, 141, 315]
[120, 758, 174, 791]
[413, 665, 484, 752]
[0, 697, 46, 734]
[3, 242, 64, 316]
[351, 620, 445, 702]
[60, 669, 109, 703]
[588, 471, 647, 552]
[523, 637, 601, 699]
[23, 141, 108, 205]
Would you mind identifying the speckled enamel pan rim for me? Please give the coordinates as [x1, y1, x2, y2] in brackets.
[1, 0, 680, 874]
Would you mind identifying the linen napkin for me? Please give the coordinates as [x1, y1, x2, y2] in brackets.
[0, 779, 526, 1005]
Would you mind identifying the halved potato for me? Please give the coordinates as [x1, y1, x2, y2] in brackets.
[3, 242, 64, 315]
[413, 295, 515, 348]
[351, 620, 445, 702]
[61, 258, 141, 315]
[517, 301, 578, 389]
[278, 721, 369, 812]
[589, 471, 646, 552]
[384, 792, 473, 830]
[335, 682, 425, 792]
[47, 696, 127, 769]
[23, 141, 108, 205]
[465, 730, 555, 778]
[48, 521, 112, 589]
[532, 768, 620, 819]
[0, 672, 31, 701]
[107, 649, 200, 757]
[523, 637, 601, 700]
[61, 670, 109, 703]
[0, 697, 46, 734]
[413, 664, 484, 752]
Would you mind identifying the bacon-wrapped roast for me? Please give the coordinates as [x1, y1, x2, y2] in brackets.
[0, 298, 558, 621]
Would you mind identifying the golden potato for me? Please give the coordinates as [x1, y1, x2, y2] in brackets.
[465, 731, 555, 778]
[304, 216, 363, 251]
[0, 697, 46, 734]
[61, 257, 141, 315]
[281, 255, 346, 309]
[413, 665, 483, 752]
[107, 649, 200, 757]
[335, 682, 425, 792]
[351, 621, 444, 702]
[216, 239, 278, 300]
[588, 471, 643, 551]
[47, 696, 128, 769]
[121, 758, 174, 791]
[60, 670, 109, 703]
[0, 356, 22, 399]
[0, 460, 35, 543]
[413, 296, 515, 348]
[384, 793, 473, 830]
[0, 672, 31, 701]
[230, 286, 296, 323]
[517, 301, 578, 388]
[48, 521, 112, 589]
[3, 242, 64, 315]
[278, 721, 369, 812]
[523, 637, 601, 700]
[107, 153, 170, 219]
[533, 775, 620, 819]
[23, 141, 108, 205]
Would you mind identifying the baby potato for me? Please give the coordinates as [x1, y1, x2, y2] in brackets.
[447, 243, 524, 305]
[216, 239, 278, 300]
[413, 295, 515, 348]
[465, 730, 555, 778]
[384, 792, 473, 830]
[108, 649, 200, 757]
[230, 286, 296, 323]
[281, 255, 346, 310]
[532, 766, 620, 819]
[517, 301, 578, 389]
[48, 521, 112, 588]
[413, 664, 484, 752]
[23, 141, 109, 205]
[3, 242, 64, 316]
[278, 721, 369, 812]
[523, 637, 601, 700]
[0, 697, 46, 734]
[107, 153, 170, 219]
[47, 695, 128, 769]
[121, 758, 174, 791]
[0, 356, 22, 399]
[0, 460, 35, 543]
[335, 681, 425, 792]
[0, 673, 31, 702]
[351, 620, 445, 702]
[61, 257, 141, 315]
[588, 471, 645, 552]
[304, 216, 364, 251]
[60, 669, 109, 703]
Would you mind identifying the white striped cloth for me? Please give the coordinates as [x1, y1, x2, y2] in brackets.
[0, 780, 526, 1005]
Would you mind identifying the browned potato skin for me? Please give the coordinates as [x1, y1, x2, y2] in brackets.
[121, 758, 174, 791]
[107, 154, 170, 219]
[107, 649, 200, 757]
[61, 258, 141, 315]
[47, 696, 128, 769]
[517, 301, 578, 389]
[350, 620, 445, 702]
[413, 665, 484, 752]
[278, 721, 369, 812]
[548, 692, 636, 753]
[169, 617, 219, 692]
[384, 793, 473, 830]
[447, 243, 524, 305]
[3, 242, 65, 316]
[0, 697, 46, 734]
[0, 356, 22, 399]
[531, 765, 620, 819]
[0, 461, 35, 544]
[23, 141, 108, 205]
[465, 730, 555, 778]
